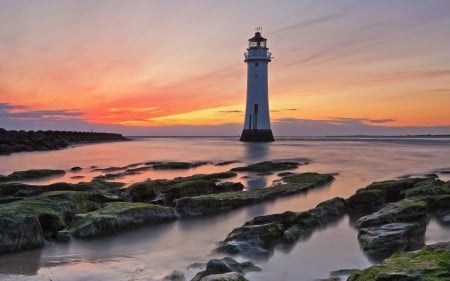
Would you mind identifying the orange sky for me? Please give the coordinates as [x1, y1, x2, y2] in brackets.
[1, 1, 450, 135]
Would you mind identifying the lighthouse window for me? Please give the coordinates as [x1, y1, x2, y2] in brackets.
[255, 63, 258, 67]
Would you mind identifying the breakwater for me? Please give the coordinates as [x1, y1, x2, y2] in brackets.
[0, 129, 128, 155]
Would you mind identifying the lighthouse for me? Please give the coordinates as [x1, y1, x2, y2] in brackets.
[240, 29, 274, 142]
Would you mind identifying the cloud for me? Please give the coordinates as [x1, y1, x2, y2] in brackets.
[0, 103, 83, 121]
[364, 118, 395, 124]
[217, 110, 242, 113]
[273, 117, 450, 136]
[270, 14, 344, 34]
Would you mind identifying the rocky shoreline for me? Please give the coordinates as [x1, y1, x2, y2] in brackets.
[0, 128, 129, 155]
[0, 159, 449, 281]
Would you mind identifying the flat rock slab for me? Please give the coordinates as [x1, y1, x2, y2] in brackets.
[69, 202, 178, 238]
[175, 173, 334, 215]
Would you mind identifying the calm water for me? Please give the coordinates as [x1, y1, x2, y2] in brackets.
[0, 137, 449, 281]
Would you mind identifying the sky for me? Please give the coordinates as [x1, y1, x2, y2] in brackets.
[1, 0, 450, 136]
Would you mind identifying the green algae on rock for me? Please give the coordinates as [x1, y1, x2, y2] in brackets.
[0, 190, 100, 254]
[69, 202, 178, 238]
[348, 242, 450, 281]
[0, 169, 66, 182]
[175, 173, 334, 215]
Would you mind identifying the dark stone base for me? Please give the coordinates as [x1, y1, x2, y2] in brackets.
[240, 129, 274, 142]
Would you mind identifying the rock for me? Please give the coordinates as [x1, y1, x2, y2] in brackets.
[153, 162, 208, 170]
[175, 173, 334, 215]
[69, 202, 179, 238]
[0, 169, 66, 182]
[357, 222, 426, 261]
[346, 178, 430, 218]
[70, 166, 83, 172]
[121, 172, 239, 203]
[355, 199, 428, 228]
[55, 230, 71, 242]
[231, 161, 299, 173]
[191, 257, 258, 281]
[215, 161, 241, 166]
[0, 190, 99, 254]
[162, 270, 186, 281]
[197, 272, 248, 281]
[121, 180, 157, 202]
[161, 180, 244, 206]
[217, 198, 345, 257]
[348, 242, 450, 281]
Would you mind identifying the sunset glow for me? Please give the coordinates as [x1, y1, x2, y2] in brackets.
[1, 0, 449, 135]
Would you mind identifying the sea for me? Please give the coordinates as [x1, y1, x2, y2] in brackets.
[0, 136, 449, 281]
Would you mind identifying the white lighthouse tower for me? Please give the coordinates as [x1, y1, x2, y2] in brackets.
[240, 29, 274, 142]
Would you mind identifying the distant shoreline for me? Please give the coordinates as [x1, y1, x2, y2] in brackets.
[0, 129, 129, 155]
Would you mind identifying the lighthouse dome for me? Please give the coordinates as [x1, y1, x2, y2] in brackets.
[248, 32, 267, 48]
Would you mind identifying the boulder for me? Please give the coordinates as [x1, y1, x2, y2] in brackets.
[348, 242, 450, 281]
[0, 190, 99, 254]
[191, 257, 258, 281]
[358, 222, 426, 261]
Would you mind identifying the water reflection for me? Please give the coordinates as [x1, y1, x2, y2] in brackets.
[242, 142, 269, 162]
[0, 248, 42, 275]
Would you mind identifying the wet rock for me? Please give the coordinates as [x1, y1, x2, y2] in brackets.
[0, 169, 66, 182]
[348, 242, 450, 281]
[215, 161, 241, 166]
[231, 161, 299, 173]
[153, 161, 208, 170]
[355, 199, 428, 228]
[162, 180, 244, 206]
[162, 270, 186, 281]
[175, 173, 334, 215]
[358, 222, 426, 261]
[346, 178, 429, 218]
[191, 257, 258, 281]
[196, 272, 248, 281]
[55, 230, 71, 242]
[70, 175, 85, 179]
[217, 197, 345, 257]
[0, 190, 100, 254]
[69, 202, 178, 238]
[121, 180, 157, 202]
[70, 166, 82, 172]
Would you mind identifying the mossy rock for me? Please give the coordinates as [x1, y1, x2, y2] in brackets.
[231, 161, 299, 173]
[0, 191, 99, 254]
[175, 173, 334, 215]
[346, 178, 430, 218]
[348, 242, 450, 281]
[356, 199, 428, 228]
[217, 197, 345, 257]
[0, 169, 65, 182]
[152, 161, 208, 170]
[69, 202, 178, 238]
